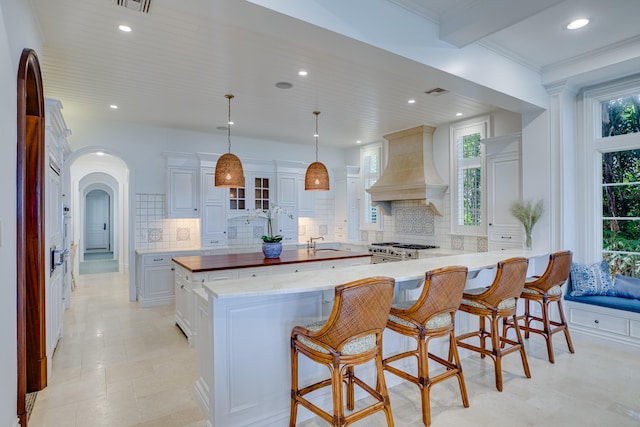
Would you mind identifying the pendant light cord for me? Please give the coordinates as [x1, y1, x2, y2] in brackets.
[314, 111, 320, 162]
[226, 94, 234, 154]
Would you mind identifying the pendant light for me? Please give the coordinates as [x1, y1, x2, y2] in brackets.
[215, 94, 245, 187]
[305, 111, 330, 191]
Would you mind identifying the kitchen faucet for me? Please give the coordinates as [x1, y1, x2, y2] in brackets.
[307, 236, 324, 252]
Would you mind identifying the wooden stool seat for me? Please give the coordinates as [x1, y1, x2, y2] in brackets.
[456, 257, 531, 392]
[383, 266, 470, 426]
[290, 276, 395, 427]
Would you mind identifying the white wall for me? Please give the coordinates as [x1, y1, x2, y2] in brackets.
[66, 118, 350, 194]
[0, 0, 42, 424]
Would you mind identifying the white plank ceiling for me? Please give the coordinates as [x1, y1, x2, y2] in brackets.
[29, 0, 640, 148]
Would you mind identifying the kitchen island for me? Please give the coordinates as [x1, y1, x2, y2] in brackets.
[171, 249, 371, 344]
[195, 249, 548, 427]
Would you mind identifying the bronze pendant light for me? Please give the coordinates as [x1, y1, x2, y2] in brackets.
[305, 111, 330, 191]
[215, 94, 245, 187]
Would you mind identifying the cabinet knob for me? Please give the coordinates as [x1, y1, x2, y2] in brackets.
[294, 269, 299, 273]
[489, 223, 492, 226]
[180, 284, 184, 289]
[594, 319, 599, 324]
[252, 274, 256, 277]
[171, 267, 175, 271]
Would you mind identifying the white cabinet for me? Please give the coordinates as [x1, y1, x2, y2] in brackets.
[175, 265, 195, 342]
[297, 175, 315, 217]
[201, 167, 227, 247]
[228, 170, 274, 216]
[165, 154, 200, 218]
[137, 253, 177, 307]
[135, 251, 198, 308]
[276, 172, 298, 244]
[334, 166, 360, 242]
[483, 134, 522, 250]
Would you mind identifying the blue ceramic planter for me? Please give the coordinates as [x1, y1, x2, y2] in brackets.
[262, 242, 283, 259]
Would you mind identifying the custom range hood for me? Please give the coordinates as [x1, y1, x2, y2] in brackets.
[366, 125, 447, 215]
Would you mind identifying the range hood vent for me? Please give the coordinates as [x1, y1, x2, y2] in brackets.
[115, 0, 151, 13]
[366, 125, 447, 216]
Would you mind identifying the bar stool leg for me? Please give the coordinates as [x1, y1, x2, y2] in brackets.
[450, 330, 470, 409]
[557, 300, 575, 354]
[289, 346, 299, 427]
[513, 314, 532, 379]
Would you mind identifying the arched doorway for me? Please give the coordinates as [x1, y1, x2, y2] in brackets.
[16, 48, 47, 426]
[67, 150, 133, 296]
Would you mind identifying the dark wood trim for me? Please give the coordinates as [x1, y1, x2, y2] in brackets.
[17, 47, 47, 427]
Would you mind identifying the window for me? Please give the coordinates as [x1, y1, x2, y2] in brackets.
[450, 118, 488, 235]
[360, 143, 382, 229]
[582, 82, 640, 278]
[600, 95, 640, 277]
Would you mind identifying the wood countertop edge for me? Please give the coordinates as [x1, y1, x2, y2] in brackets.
[172, 249, 372, 273]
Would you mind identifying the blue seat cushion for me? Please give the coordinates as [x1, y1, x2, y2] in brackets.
[564, 293, 640, 314]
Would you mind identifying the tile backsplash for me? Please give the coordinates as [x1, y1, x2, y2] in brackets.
[135, 193, 487, 252]
[135, 194, 200, 250]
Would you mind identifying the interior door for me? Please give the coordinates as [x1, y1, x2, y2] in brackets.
[85, 190, 110, 251]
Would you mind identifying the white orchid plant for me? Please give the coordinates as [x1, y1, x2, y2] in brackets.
[246, 204, 294, 243]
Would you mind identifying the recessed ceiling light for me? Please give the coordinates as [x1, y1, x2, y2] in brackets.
[227, 121, 234, 125]
[298, 70, 308, 76]
[356, 140, 362, 144]
[275, 81, 293, 89]
[567, 18, 589, 30]
[408, 99, 416, 104]
[109, 104, 118, 109]
[118, 24, 132, 32]
[456, 112, 463, 116]
[96, 151, 105, 156]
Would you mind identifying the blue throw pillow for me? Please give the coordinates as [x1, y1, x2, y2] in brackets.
[614, 275, 640, 300]
[570, 261, 615, 297]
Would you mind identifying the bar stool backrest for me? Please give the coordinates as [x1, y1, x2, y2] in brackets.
[478, 257, 529, 307]
[314, 276, 395, 352]
[530, 251, 573, 292]
[404, 266, 468, 324]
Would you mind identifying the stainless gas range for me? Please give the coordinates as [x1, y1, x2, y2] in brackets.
[368, 242, 439, 263]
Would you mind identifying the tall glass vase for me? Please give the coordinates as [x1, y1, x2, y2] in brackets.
[525, 232, 532, 249]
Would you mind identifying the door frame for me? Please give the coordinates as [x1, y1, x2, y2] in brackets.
[84, 188, 112, 252]
[17, 48, 47, 427]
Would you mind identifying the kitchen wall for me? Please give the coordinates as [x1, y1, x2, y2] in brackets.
[1, 0, 44, 424]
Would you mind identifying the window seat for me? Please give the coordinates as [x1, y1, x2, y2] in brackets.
[563, 276, 640, 348]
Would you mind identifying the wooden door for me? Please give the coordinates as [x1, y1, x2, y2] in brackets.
[17, 48, 47, 427]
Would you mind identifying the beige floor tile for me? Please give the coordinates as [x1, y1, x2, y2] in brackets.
[30, 271, 640, 427]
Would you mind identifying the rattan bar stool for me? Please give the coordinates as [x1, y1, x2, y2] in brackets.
[503, 250, 575, 363]
[289, 276, 395, 427]
[456, 257, 531, 392]
[383, 266, 470, 426]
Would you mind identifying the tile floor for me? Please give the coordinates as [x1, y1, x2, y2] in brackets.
[30, 271, 640, 427]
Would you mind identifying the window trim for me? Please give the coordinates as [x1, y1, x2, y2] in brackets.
[579, 76, 640, 263]
[360, 142, 384, 231]
[449, 116, 490, 236]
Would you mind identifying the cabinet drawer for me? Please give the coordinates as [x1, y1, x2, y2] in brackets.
[631, 319, 640, 339]
[489, 229, 522, 244]
[144, 255, 172, 266]
[201, 270, 238, 282]
[237, 268, 272, 279]
[570, 307, 629, 336]
[273, 264, 316, 275]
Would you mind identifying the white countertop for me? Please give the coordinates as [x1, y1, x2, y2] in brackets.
[202, 249, 548, 299]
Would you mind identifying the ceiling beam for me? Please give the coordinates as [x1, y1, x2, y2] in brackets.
[439, 0, 564, 47]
